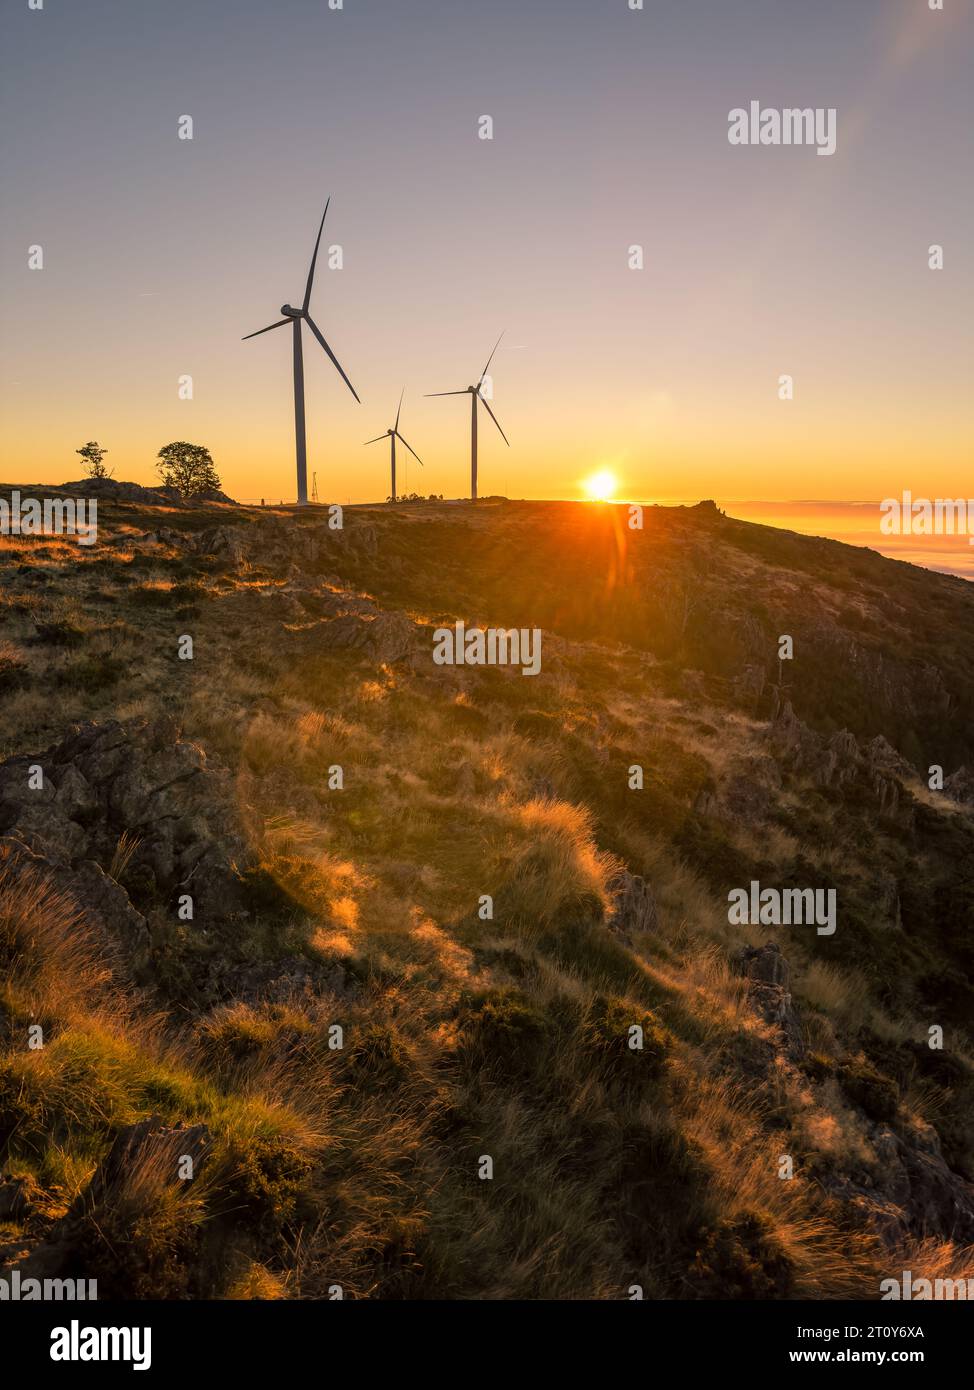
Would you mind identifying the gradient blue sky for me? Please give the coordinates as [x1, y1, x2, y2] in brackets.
[1, 0, 971, 506]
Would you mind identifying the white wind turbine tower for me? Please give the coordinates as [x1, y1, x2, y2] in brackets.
[426, 333, 509, 500]
[243, 200, 359, 504]
[363, 390, 424, 502]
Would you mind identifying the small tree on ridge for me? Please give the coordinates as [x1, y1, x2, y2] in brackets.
[156, 442, 222, 497]
[76, 441, 111, 479]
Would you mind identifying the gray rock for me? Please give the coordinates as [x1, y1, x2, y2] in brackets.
[0, 1174, 37, 1221]
[77, 1117, 212, 1211]
[734, 943, 804, 1058]
[323, 611, 417, 664]
[56, 478, 183, 505]
[769, 702, 909, 819]
[53, 764, 98, 820]
[944, 765, 974, 805]
[604, 870, 659, 944]
[0, 718, 257, 962]
[0, 838, 149, 967]
[731, 663, 766, 708]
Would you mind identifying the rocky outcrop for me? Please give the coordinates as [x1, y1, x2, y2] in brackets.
[321, 611, 418, 665]
[822, 1116, 974, 1251]
[801, 625, 954, 735]
[0, 718, 255, 963]
[56, 478, 184, 504]
[0, 718, 357, 1013]
[208, 954, 346, 1008]
[0, 837, 150, 965]
[80, 1116, 212, 1208]
[56, 478, 238, 505]
[734, 942, 974, 1248]
[769, 700, 857, 790]
[604, 870, 659, 945]
[151, 514, 378, 574]
[767, 700, 913, 825]
[734, 943, 804, 1059]
[694, 755, 781, 826]
[191, 523, 249, 566]
[731, 663, 766, 710]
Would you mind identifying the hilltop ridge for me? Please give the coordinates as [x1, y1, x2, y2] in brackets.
[1, 492, 972, 1299]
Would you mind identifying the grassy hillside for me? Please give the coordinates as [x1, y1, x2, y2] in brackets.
[1, 489, 972, 1299]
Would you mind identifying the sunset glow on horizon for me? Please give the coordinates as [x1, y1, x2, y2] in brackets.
[583, 470, 618, 503]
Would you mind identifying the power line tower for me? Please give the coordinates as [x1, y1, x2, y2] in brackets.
[311, 471, 319, 504]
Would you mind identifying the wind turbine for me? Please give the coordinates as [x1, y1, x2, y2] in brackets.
[242, 200, 359, 505]
[426, 334, 509, 501]
[363, 390, 423, 502]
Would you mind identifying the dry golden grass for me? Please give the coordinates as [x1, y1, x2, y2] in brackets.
[794, 960, 865, 1019]
[1, 498, 970, 1300]
[891, 1238, 974, 1293]
[0, 853, 118, 1025]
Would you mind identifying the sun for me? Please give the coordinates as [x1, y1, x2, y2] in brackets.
[583, 469, 617, 502]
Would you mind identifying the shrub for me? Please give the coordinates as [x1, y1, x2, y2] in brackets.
[342, 1023, 410, 1093]
[54, 654, 125, 691]
[453, 988, 553, 1083]
[0, 644, 29, 695]
[689, 1211, 794, 1299]
[581, 994, 670, 1090]
[219, 1135, 314, 1243]
[838, 1059, 899, 1122]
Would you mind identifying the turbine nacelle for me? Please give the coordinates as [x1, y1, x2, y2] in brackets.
[281, 304, 302, 319]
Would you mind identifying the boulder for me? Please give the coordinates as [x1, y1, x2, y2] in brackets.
[0, 718, 257, 964]
[323, 611, 417, 664]
[822, 1118, 974, 1250]
[0, 837, 150, 966]
[734, 943, 804, 1058]
[57, 478, 182, 505]
[604, 870, 659, 944]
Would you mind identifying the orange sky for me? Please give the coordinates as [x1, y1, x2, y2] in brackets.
[2, 0, 971, 505]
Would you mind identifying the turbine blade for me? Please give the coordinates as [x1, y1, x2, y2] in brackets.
[303, 198, 330, 312]
[304, 314, 360, 403]
[363, 435, 387, 446]
[395, 431, 423, 465]
[395, 387, 404, 431]
[478, 331, 505, 388]
[424, 390, 468, 397]
[478, 395, 510, 445]
[242, 318, 290, 340]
